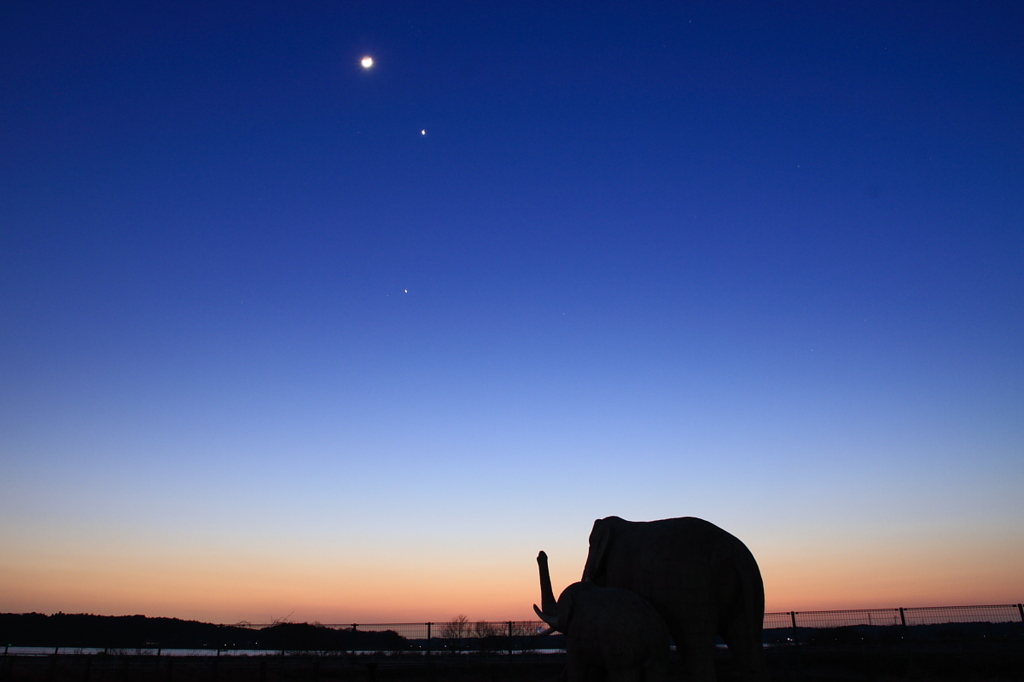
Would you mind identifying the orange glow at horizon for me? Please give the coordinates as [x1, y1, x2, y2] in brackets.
[0, 544, 552, 624]
[758, 529, 1024, 612]
[3, 534, 1021, 624]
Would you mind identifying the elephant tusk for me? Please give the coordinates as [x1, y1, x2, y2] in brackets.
[537, 626, 555, 636]
[533, 603, 558, 628]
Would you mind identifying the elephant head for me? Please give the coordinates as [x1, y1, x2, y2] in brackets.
[534, 550, 595, 634]
[533, 550, 670, 682]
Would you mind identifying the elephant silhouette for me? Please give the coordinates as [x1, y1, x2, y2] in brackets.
[583, 516, 769, 682]
[534, 550, 669, 682]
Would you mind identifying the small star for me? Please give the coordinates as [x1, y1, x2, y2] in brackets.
[421, 129, 426, 135]
[361, 56, 374, 69]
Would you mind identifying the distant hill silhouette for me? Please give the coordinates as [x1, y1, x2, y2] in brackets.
[0, 613, 409, 651]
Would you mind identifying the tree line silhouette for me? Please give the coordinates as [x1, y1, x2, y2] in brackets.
[0, 614, 407, 651]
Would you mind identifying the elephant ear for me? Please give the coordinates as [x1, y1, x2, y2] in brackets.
[583, 518, 613, 582]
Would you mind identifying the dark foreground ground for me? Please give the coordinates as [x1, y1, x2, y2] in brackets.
[3, 645, 1022, 682]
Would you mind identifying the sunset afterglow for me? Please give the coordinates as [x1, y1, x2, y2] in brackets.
[1, 3, 1020, 624]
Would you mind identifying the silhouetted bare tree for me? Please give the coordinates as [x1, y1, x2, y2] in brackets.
[439, 614, 469, 653]
[474, 621, 499, 654]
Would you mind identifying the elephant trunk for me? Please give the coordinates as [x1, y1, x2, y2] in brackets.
[536, 551, 559, 617]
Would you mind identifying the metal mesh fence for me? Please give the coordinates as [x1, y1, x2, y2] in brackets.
[218, 620, 552, 656]
[781, 609, 906, 629]
[762, 612, 795, 631]
[762, 604, 1024, 631]
[3, 605, 1020, 656]
[758, 604, 1024, 649]
[232, 605, 1022, 653]
[901, 604, 1022, 626]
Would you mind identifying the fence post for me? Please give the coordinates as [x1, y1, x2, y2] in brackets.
[426, 622, 432, 660]
[1018, 604, 1023, 623]
[790, 611, 803, 672]
[899, 608, 906, 628]
[351, 624, 358, 658]
[507, 622, 513, 658]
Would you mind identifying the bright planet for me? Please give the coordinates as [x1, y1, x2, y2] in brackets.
[360, 56, 373, 68]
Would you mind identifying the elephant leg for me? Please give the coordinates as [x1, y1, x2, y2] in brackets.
[606, 668, 638, 682]
[642, 656, 667, 682]
[720, 618, 769, 682]
[678, 630, 717, 682]
[564, 651, 581, 682]
[565, 650, 599, 682]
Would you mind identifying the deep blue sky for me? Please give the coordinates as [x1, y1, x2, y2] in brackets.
[2, 2, 1021, 622]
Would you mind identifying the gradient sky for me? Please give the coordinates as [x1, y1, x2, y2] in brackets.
[2, 2, 1021, 624]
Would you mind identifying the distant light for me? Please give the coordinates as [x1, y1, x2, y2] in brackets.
[404, 289, 408, 293]
[421, 129, 426, 135]
[361, 56, 374, 69]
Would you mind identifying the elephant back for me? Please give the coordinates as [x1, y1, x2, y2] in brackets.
[584, 516, 764, 633]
